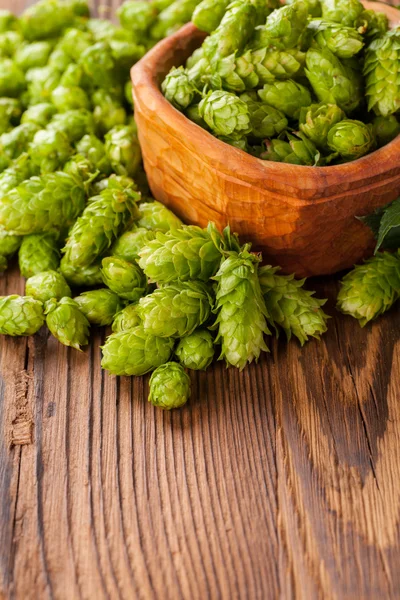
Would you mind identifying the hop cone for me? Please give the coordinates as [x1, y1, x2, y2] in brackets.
[62, 180, 139, 268]
[305, 46, 363, 113]
[175, 329, 215, 371]
[21, 102, 57, 128]
[79, 42, 117, 89]
[150, 0, 200, 40]
[75, 134, 112, 176]
[337, 252, 400, 326]
[112, 304, 141, 333]
[0, 295, 44, 336]
[0, 98, 21, 134]
[259, 266, 329, 345]
[192, 0, 231, 33]
[112, 227, 156, 263]
[29, 129, 73, 174]
[0, 154, 38, 196]
[105, 124, 141, 178]
[117, 1, 157, 35]
[245, 100, 288, 139]
[0, 229, 21, 258]
[92, 90, 127, 137]
[63, 154, 99, 186]
[19, 233, 60, 278]
[162, 67, 195, 110]
[299, 103, 345, 149]
[199, 91, 251, 138]
[0, 172, 86, 236]
[0, 10, 17, 34]
[60, 259, 103, 288]
[261, 133, 321, 166]
[258, 80, 312, 119]
[0, 123, 39, 160]
[47, 109, 95, 144]
[364, 28, 400, 117]
[148, 362, 191, 410]
[250, 2, 309, 50]
[286, 0, 321, 18]
[327, 119, 375, 160]
[101, 325, 174, 376]
[74, 289, 123, 326]
[357, 10, 388, 41]
[0, 59, 26, 98]
[15, 41, 53, 72]
[25, 65, 62, 105]
[310, 19, 364, 58]
[138, 281, 212, 339]
[137, 200, 183, 232]
[138, 223, 225, 284]
[372, 115, 400, 147]
[250, 47, 306, 85]
[101, 256, 148, 302]
[19, 0, 74, 41]
[260, 139, 293, 162]
[25, 270, 71, 303]
[320, 0, 364, 27]
[45, 297, 90, 350]
[213, 248, 270, 370]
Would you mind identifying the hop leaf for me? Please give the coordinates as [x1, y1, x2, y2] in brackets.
[45, 297, 90, 350]
[337, 252, 400, 326]
[327, 119, 376, 160]
[74, 289, 123, 326]
[148, 362, 191, 410]
[212, 248, 270, 370]
[259, 266, 329, 345]
[0, 295, 45, 336]
[112, 303, 141, 333]
[62, 180, 139, 268]
[25, 270, 71, 303]
[138, 223, 224, 284]
[137, 200, 183, 232]
[364, 28, 400, 117]
[175, 329, 215, 370]
[101, 256, 148, 302]
[19, 233, 60, 278]
[138, 281, 212, 338]
[101, 325, 174, 376]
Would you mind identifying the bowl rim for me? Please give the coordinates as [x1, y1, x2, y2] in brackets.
[131, 0, 400, 183]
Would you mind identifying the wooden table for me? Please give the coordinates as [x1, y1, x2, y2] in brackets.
[1, 2, 400, 598]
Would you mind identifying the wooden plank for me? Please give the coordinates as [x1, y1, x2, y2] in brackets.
[1, 2, 400, 598]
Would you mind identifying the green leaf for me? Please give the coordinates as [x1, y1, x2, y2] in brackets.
[358, 197, 400, 253]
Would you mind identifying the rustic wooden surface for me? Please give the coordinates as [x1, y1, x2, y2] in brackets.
[1, 1, 400, 599]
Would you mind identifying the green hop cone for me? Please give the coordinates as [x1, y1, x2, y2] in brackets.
[45, 297, 90, 350]
[0, 172, 86, 236]
[101, 326, 174, 376]
[74, 289, 123, 326]
[372, 115, 400, 147]
[25, 270, 71, 303]
[15, 41, 53, 72]
[104, 124, 141, 179]
[111, 227, 156, 263]
[19, 233, 60, 278]
[29, 129, 73, 174]
[117, 1, 157, 36]
[47, 109, 95, 144]
[60, 259, 103, 288]
[112, 303, 141, 333]
[286, 0, 321, 18]
[337, 252, 400, 326]
[364, 28, 400, 117]
[138, 223, 225, 284]
[299, 102, 345, 149]
[327, 119, 376, 160]
[0, 295, 45, 336]
[257, 80, 312, 119]
[261, 133, 322, 166]
[75, 134, 112, 176]
[101, 256, 148, 302]
[199, 90, 251, 138]
[259, 266, 329, 345]
[62, 180, 139, 268]
[192, 0, 231, 33]
[92, 90, 127, 137]
[21, 103, 57, 128]
[63, 154, 99, 186]
[213, 248, 270, 370]
[249, 47, 306, 86]
[0, 123, 39, 161]
[175, 329, 215, 370]
[148, 362, 191, 410]
[251, 2, 309, 50]
[19, 0, 74, 41]
[320, 0, 364, 27]
[25, 65, 61, 105]
[56, 28, 93, 62]
[150, 0, 200, 40]
[51, 85, 91, 113]
[137, 281, 212, 338]
[305, 46, 363, 113]
[0, 152, 38, 197]
[137, 200, 183, 232]
[0, 10, 18, 34]
[0, 59, 26, 98]
[309, 19, 364, 59]
[59, 63, 88, 89]
[162, 67, 196, 110]
[0, 228, 21, 259]
[357, 10, 388, 41]
[0, 31, 22, 59]
[0, 98, 22, 135]
[242, 99, 288, 139]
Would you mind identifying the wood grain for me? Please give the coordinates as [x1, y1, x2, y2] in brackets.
[1, 2, 400, 599]
[131, 2, 400, 277]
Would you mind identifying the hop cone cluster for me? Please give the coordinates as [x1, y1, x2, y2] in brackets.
[337, 252, 400, 326]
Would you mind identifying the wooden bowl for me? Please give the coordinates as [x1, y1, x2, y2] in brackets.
[131, 1, 400, 277]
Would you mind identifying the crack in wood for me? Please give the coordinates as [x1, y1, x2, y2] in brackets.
[8, 370, 33, 447]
